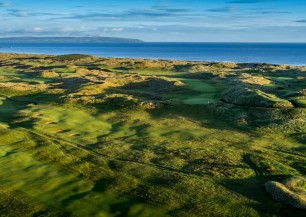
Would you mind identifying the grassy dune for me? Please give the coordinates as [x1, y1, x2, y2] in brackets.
[0, 53, 305, 216]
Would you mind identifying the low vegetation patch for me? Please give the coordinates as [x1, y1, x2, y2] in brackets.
[265, 176, 306, 210]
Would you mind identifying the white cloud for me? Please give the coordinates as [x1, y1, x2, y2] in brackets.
[111, 28, 124, 32]
[33, 27, 42, 32]
[0, 2, 11, 7]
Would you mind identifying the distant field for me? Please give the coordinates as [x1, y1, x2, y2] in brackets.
[0, 53, 305, 217]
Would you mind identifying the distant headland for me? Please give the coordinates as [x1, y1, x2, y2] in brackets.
[0, 37, 144, 43]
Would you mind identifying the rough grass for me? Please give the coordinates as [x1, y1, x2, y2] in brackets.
[221, 85, 294, 108]
[265, 177, 306, 210]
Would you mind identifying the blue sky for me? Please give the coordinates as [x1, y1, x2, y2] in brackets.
[0, 0, 305, 42]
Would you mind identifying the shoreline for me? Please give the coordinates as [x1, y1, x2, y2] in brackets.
[0, 42, 305, 66]
[1, 52, 306, 68]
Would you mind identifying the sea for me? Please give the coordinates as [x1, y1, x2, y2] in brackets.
[0, 42, 306, 66]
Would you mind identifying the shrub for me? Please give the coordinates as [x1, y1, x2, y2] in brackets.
[265, 177, 306, 210]
[221, 85, 293, 108]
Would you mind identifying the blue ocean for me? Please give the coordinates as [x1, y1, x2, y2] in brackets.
[0, 42, 306, 66]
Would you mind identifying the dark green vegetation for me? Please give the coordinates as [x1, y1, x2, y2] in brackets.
[0, 53, 306, 216]
[265, 176, 306, 210]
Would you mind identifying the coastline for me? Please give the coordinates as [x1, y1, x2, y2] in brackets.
[1, 42, 305, 66]
[1, 52, 306, 68]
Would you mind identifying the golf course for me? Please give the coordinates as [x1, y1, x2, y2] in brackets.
[0, 53, 305, 217]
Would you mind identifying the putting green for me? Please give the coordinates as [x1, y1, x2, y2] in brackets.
[165, 78, 219, 105]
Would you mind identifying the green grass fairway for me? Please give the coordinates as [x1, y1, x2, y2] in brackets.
[170, 78, 219, 104]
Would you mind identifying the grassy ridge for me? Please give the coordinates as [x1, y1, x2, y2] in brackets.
[0, 53, 305, 216]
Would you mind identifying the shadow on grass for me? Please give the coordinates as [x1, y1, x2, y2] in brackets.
[221, 175, 306, 217]
[61, 177, 114, 206]
[51, 76, 92, 93]
[2, 63, 33, 70]
[94, 123, 150, 144]
[0, 93, 63, 129]
[32, 65, 66, 71]
[147, 104, 240, 132]
[113, 67, 132, 71]
[110, 200, 139, 217]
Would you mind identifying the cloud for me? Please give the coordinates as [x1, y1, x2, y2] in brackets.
[255, 11, 290, 15]
[103, 28, 124, 32]
[111, 28, 124, 32]
[150, 5, 192, 13]
[226, 0, 271, 3]
[206, 6, 237, 13]
[7, 9, 28, 17]
[6, 8, 63, 17]
[0, 2, 10, 7]
[3, 27, 84, 35]
[295, 19, 306, 23]
[54, 6, 198, 21]
[32, 27, 42, 32]
[1, 26, 127, 37]
[3, 5, 196, 22]
[1, 2, 304, 42]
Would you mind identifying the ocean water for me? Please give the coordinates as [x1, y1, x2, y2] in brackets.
[0, 42, 306, 66]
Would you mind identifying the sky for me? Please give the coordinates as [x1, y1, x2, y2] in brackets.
[0, 0, 306, 42]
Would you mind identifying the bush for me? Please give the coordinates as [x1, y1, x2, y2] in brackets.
[38, 70, 59, 78]
[51, 54, 92, 61]
[221, 85, 293, 108]
[265, 177, 306, 210]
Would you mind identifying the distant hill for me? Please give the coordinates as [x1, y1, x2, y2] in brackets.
[0, 37, 143, 43]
